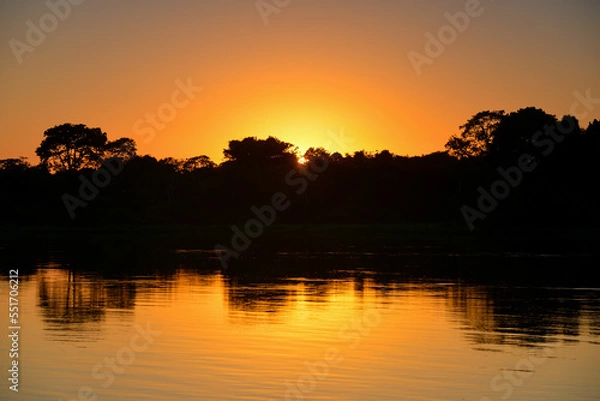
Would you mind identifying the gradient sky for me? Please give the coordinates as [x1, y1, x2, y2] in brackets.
[1, 0, 599, 163]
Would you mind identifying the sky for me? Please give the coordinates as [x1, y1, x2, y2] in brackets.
[1, 0, 599, 164]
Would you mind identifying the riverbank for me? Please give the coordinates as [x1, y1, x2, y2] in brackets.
[1, 223, 597, 253]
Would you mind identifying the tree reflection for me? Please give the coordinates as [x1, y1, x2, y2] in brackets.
[224, 274, 293, 325]
[32, 253, 600, 351]
[446, 285, 600, 348]
[38, 269, 105, 325]
[37, 269, 136, 339]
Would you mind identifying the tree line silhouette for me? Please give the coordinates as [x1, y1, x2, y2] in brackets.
[1, 107, 599, 230]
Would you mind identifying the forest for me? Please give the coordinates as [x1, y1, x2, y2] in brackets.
[1, 107, 599, 236]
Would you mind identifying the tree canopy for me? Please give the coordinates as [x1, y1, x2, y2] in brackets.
[488, 107, 561, 161]
[1, 109, 598, 230]
[445, 110, 505, 159]
[35, 123, 138, 173]
[223, 136, 297, 165]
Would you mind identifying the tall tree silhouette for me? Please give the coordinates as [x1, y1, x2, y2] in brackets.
[36, 124, 137, 172]
[104, 138, 137, 161]
[36, 123, 108, 172]
[488, 107, 558, 162]
[445, 110, 505, 159]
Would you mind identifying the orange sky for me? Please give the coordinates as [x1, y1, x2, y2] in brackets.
[1, 0, 599, 164]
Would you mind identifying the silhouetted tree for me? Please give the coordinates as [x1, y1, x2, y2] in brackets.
[1, 106, 597, 230]
[585, 119, 600, 138]
[182, 155, 216, 171]
[105, 138, 137, 161]
[159, 157, 185, 172]
[351, 150, 373, 163]
[0, 157, 30, 172]
[374, 150, 394, 163]
[446, 110, 505, 159]
[301, 147, 330, 165]
[36, 123, 109, 172]
[223, 136, 296, 165]
[488, 107, 558, 162]
[330, 152, 343, 162]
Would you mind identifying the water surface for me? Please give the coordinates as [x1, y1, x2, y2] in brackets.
[1, 254, 599, 400]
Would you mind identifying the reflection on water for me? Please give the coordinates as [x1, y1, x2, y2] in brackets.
[1, 253, 599, 401]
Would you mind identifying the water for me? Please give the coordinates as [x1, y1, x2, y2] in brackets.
[1, 254, 599, 401]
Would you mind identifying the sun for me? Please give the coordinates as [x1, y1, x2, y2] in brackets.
[297, 156, 308, 165]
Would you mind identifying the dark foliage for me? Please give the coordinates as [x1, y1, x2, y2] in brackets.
[1, 112, 599, 232]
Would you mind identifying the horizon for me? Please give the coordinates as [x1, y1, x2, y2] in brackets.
[2, 0, 599, 164]
[2, 106, 599, 167]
